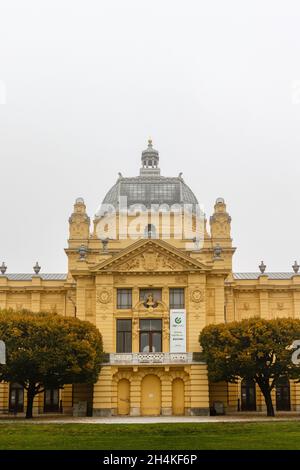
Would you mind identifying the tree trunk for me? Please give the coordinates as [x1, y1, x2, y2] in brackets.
[26, 386, 36, 419]
[259, 385, 275, 417]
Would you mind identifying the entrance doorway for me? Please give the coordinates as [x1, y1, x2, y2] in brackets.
[44, 388, 59, 412]
[141, 375, 161, 416]
[241, 379, 256, 411]
[172, 378, 185, 415]
[9, 383, 24, 413]
[117, 379, 130, 415]
[276, 378, 291, 411]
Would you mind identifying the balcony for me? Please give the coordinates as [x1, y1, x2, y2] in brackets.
[103, 352, 203, 365]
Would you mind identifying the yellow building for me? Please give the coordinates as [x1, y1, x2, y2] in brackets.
[1, 140, 300, 416]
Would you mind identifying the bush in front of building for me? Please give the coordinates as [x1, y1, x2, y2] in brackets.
[200, 317, 300, 416]
[0, 309, 103, 418]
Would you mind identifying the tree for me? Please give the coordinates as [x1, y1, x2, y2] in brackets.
[0, 309, 103, 418]
[200, 317, 300, 416]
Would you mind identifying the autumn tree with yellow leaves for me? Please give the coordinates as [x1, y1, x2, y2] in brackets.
[0, 309, 103, 418]
[200, 318, 300, 416]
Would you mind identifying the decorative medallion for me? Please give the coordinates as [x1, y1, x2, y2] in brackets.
[96, 288, 112, 304]
[190, 288, 205, 303]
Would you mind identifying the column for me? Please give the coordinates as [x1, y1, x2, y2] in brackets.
[293, 380, 300, 411]
[0, 292, 7, 309]
[62, 384, 73, 415]
[31, 292, 41, 313]
[293, 291, 300, 319]
[0, 382, 8, 411]
[95, 274, 114, 352]
[76, 279, 86, 321]
[215, 281, 225, 324]
[161, 374, 172, 416]
[130, 374, 141, 416]
[189, 364, 210, 415]
[259, 291, 269, 319]
[93, 366, 113, 416]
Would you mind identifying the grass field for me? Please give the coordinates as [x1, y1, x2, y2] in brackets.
[1, 421, 300, 449]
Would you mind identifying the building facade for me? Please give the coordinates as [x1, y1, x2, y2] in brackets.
[1, 140, 300, 416]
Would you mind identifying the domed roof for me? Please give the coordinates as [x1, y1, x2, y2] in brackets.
[100, 140, 198, 212]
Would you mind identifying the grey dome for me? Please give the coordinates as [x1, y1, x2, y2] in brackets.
[99, 140, 198, 212]
[102, 175, 198, 209]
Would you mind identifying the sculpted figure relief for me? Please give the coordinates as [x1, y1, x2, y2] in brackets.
[118, 250, 182, 272]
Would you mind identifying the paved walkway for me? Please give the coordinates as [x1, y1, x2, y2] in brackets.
[1, 413, 300, 424]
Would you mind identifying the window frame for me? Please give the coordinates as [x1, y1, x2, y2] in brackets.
[169, 288, 185, 309]
[117, 288, 132, 310]
[139, 319, 162, 353]
[116, 318, 132, 353]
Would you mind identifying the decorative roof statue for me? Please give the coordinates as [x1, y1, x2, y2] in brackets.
[259, 261, 266, 274]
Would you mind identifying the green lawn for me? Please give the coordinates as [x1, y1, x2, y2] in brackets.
[1, 422, 300, 449]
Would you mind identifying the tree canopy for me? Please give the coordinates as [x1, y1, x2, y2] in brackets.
[200, 317, 300, 416]
[0, 309, 103, 418]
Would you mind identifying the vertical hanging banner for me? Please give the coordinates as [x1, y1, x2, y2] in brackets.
[0, 340, 6, 365]
[170, 309, 186, 353]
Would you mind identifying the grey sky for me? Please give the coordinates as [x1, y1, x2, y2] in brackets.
[0, 0, 300, 273]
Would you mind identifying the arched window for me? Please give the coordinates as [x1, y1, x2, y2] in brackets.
[144, 224, 156, 239]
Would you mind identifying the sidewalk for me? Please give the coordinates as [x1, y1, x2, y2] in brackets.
[1, 412, 300, 424]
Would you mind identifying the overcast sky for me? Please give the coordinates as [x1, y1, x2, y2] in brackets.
[0, 0, 300, 273]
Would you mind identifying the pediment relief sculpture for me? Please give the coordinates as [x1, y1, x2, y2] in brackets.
[118, 250, 184, 272]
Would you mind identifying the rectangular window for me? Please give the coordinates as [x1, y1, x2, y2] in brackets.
[117, 319, 132, 353]
[169, 288, 185, 309]
[117, 289, 132, 309]
[139, 319, 162, 353]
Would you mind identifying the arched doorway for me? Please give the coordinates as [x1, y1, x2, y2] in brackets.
[276, 378, 291, 411]
[172, 378, 185, 415]
[141, 375, 161, 416]
[117, 379, 130, 415]
[241, 379, 256, 411]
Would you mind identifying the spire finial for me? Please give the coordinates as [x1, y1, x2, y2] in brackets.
[140, 138, 160, 176]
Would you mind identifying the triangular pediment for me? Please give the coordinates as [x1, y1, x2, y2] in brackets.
[90, 239, 209, 274]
